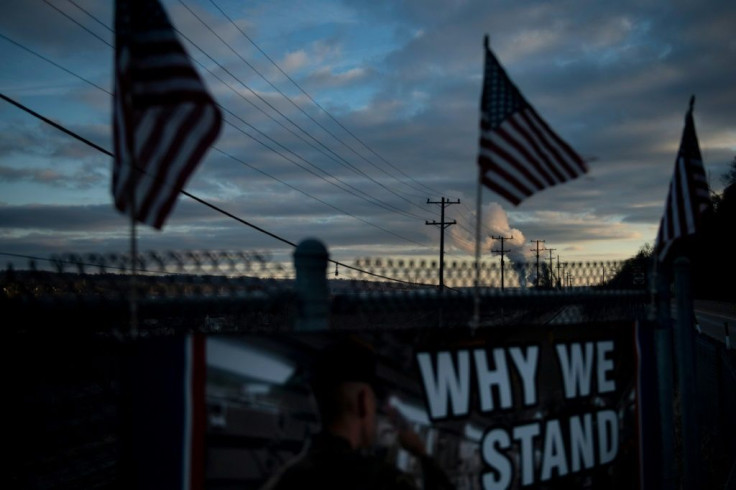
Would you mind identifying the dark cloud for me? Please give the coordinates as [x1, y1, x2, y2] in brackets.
[0, 1, 112, 55]
[0, 119, 108, 190]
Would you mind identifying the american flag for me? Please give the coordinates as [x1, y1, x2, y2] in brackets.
[477, 36, 587, 205]
[113, 0, 222, 229]
[655, 96, 711, 262]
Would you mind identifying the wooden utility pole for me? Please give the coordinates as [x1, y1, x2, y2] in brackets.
[491, 235, 513, 290]
[556, 255, 562, 289]
[546, 247, 556, 288]
[530, 240, 545, 287]
[426, 197, 459, 291]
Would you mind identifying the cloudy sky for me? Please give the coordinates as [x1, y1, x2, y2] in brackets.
[1, 0, 734, 270]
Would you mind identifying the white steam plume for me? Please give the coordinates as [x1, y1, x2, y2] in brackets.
[451, 202, 532, 287]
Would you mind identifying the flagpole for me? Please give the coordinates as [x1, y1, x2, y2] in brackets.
[472, 170, 483, 328]
[129, 169, 139, 338]
[471, 34, 489, 330]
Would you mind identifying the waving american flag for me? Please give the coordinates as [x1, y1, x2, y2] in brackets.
[477, 36, 587, 205]
[113, 0, 222, 229]
[655, 96, 711, 262]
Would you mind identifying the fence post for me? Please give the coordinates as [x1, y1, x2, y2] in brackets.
[654, 265, 676, 490]
[725, 322, 732, 350]
[294, 238, 329, 331]
[674, 256, 700, 489]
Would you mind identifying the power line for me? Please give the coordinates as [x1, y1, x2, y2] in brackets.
[66, 0, 112, 33]
[41, 0, 112, 47]
[203, 82, 430, 222]
[163, 23, 436, 223]
[179, 1, 423, 200]
[66, 0, 428, 207]
[219, 101, 427, 221]
[0, 92, 109, 155]
[207, 0, 442, 199]
[175, 1, 433, 215]
[8, 3, 477, 269]
[50, 0, 435, 225]
[0, 33, 111, 95]
[1, 92, 439, 285]
[0, 92, 297, 248]
[1, 87, 424, 250]
[212, 145, 428, 247]
[22, 4, 436, 231]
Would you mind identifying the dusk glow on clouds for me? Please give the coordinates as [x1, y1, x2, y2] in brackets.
[1, 0, 734, 266]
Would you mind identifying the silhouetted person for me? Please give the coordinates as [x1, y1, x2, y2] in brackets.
[260, 337, 454, 490]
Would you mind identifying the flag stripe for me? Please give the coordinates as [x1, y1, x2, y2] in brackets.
[512, 111, 569, 183]
[481, 130, 546, 191]
[517, 111, 571, 182]
[113, 0, 222, 229]
[155, 112, 220, 228]
[136, 105, 200, 221]
[479, 150, 535, 199]
[522, 109, 584, 181]
[477, 40, 587, 205]
[135, 53, 192, 70]
[527, 108, 587, 177]
[479, 159, 526, 205]
[484, 118, 552, 188]
[145, 106, 212, 227]
[480, 109, 578, 198]
[505, 116, 558, 185]
[133, 67, 203, 85]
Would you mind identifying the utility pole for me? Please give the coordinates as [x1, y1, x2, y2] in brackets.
[426, 197, 460, 291]
[491, 235, 513, 290]
[556, 255, 562, 289]
[530, 240, 545, 288]
[546, 247, 556, 288]
[560, 261, 567, 289]
[602, 265, 613, 286]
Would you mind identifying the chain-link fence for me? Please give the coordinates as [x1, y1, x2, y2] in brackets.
[694, 333, 736, 488]
[2, 251, 297, 334]
[2, 250, 650, 334]
[5, 248, 733, 489]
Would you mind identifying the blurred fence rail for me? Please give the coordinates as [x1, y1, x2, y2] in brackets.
[1, 250, 649, 334]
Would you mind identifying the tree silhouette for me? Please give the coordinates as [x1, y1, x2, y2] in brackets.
[671, 156, 736, 300]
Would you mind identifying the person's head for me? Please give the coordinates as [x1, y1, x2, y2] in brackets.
[309, 337, 380, 449]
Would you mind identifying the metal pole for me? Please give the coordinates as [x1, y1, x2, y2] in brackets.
[654, 263, 676, 490]
[491, 235, 512, 291]
[674, 257, 699, 488]
[472, 177, 483, 327]
[439, 197, 445, 292]
[294, 238, 329, 331]
[426, 197, 459, 292]
[500, 253, 504, 291]
[725, 322, 731, 350]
